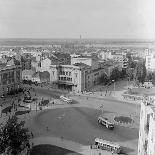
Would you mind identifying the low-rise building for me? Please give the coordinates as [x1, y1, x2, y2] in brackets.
[138, 96, 155, 155]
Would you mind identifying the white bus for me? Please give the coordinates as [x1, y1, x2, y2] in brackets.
[91, 138, 122, 154]
[98, 115, 114, 130]
[60, 95, 72, 104]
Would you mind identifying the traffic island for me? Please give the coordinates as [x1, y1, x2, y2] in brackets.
[114, 115, 134, 127]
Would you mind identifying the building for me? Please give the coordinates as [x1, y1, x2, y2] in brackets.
[138, 96, 155, 155]
[32, 71, 50, 83]
[50, 62, 106, 92]
[0, 59, 22, 97]
[22, 70, 34, 81]
[71, 56, 99, 70]
[145, 53, 155, 72]
[21, 55, 32, 70]
[112, 54, 128, 69]
[97, 50, 113, 60]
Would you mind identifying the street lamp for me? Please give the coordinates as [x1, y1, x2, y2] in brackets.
[127, 77, 130, 89]
[112, 80, 115, 94]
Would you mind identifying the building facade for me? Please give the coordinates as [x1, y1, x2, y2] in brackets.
[0, 64, 22, 96]
[145, 53, 155, 72]
[50, 64, 89, 92]
[138, 96, 155, 155]
[50, 62, 106, 92]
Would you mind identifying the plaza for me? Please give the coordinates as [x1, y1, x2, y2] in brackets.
[0, 79, 150, 155]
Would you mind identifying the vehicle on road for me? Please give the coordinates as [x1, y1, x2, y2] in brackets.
[90, 138, 122, 154]
[60, 95, 72, 104]
[98, 115, 114, 130]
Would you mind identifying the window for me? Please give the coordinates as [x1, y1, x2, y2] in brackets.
[52, 71, 55, 75]
[66, 72, 68, 76]
[70, 78, 72, 81]
[69, 72, 71, 76]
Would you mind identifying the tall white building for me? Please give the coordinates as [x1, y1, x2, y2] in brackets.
[138, 96, 155, 155]
[145, 53, 155, 72]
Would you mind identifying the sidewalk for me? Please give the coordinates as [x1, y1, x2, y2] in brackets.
[31, 136, 117, 155]
[70, 89, 141, 106]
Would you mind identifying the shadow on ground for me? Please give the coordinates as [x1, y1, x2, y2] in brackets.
[121, 146, 135, 155]
[71, 99, 79, 104]
[30, 144, 82, 155]
[15, 110, 30, 115]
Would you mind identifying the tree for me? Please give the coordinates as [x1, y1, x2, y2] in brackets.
[0, 115, 31, 155]
[133, 61, 146, 84]
[152, 71, 155, 85]
[110, 67, 121, 81]
[126, 68, 134, 80]
[99, 73, 110, 85]
[146, 72, 153, 81]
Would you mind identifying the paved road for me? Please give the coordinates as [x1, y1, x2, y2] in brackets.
[24, 84, 140, 155]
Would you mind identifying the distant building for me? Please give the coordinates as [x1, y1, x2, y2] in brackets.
[145, 53, 155, 72]
[0, 58, 22, 97]
[71, 56, 100, 70]
[138, 96, 155, 155]
[32, 71, 50, 83]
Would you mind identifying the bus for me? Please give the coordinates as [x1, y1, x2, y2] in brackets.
[91, 138, 122, 154]
[60, 95, 72, 104]
[98, 115, 114, 130]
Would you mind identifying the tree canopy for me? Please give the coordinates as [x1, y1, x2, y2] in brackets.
[133, 61, 146, 84]
[110, 67, 121, 81]
[0, 115, 31, 155]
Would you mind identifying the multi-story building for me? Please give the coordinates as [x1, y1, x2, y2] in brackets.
[0, 60, 22, 97]
[71, 56, 99, 70]
[50, 62, 106, 92]
[145, 53, 155, 72]
[138, 96, 155, 155]
[112, 54, 128, 69]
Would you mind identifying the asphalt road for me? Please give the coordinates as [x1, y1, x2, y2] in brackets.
[25, 86, 140, 155]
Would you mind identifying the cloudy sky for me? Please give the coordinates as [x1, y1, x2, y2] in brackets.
[0, 0, 155, 39]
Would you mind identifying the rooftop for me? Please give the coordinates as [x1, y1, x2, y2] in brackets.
[74, 62, 90, 69]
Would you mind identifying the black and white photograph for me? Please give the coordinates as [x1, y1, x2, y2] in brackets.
[0, 0, 155, 155]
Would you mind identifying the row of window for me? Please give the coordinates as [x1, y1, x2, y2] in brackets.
[60, 71, 71, 76]
[59, 77, 72, 81]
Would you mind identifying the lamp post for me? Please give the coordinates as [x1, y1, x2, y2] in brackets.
[127, 77, 130, 89]
[112, 80, 115, 94]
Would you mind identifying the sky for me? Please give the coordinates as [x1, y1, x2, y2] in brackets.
[0, 0, 155, 39]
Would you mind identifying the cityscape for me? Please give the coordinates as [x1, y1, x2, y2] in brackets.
[0, 0, 155, 155]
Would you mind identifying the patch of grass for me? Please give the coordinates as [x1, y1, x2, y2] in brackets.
[114, 116, 133, 124]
